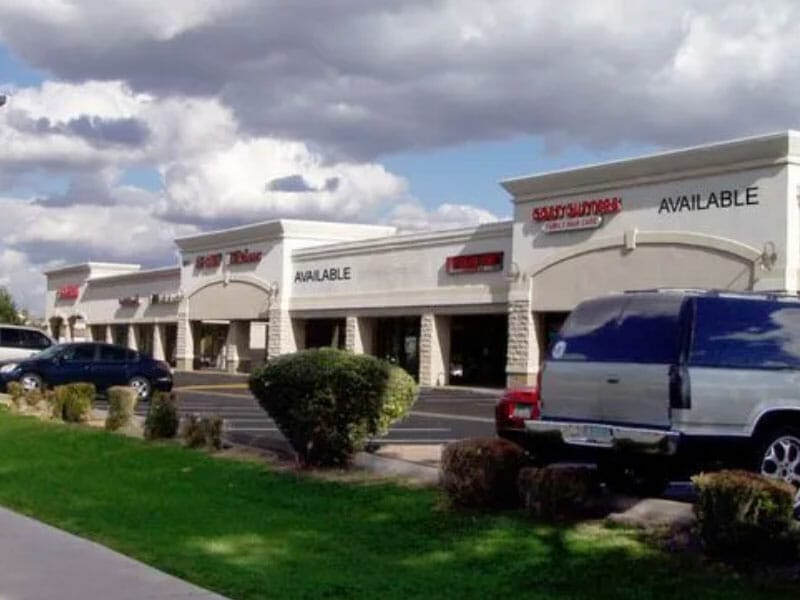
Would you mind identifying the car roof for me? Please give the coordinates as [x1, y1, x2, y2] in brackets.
[0, 324, 50, 332]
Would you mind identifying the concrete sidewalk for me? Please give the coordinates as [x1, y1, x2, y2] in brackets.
[0, 506, 228, 600]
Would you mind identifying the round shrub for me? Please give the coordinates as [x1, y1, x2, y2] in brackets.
[440, 437, 526, 509]
[518, 465, 601, 520]
[182, 414, 223, 450]
[105, 386, 138, 431]
[144, 391, 179, 440]
[692, 470, 797, 562]
[54, 382, 95, 423]
[249, 348, 418, 467]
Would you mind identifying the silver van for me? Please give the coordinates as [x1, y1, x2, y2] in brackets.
[527, 290, 800, 510]
[0, 325, 54, 362]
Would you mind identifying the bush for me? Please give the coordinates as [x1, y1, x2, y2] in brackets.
[6, 381, 24, 411]
[105, 386, 138, 431]
[144, 391, 179, 440]
[692, 470, 797, 562]
[518, 465, 601, 520]
[249, 348, 418, 467]
[24, 389, 44, 407]
[182, 414, 223, 450]
[439, 437, 526, 509]
[53, 383, 95, 423]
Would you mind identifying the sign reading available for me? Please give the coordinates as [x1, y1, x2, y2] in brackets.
[532, 196, 622, 233]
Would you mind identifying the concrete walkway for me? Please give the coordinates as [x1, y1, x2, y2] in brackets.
[0, 506, 228, 600]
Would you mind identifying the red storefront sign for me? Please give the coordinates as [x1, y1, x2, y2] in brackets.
[532, 196, 622, 233]
[56, 285, 80, 300]
[195, 253, 223, 269]
[446, 251, 504, 274]
[229, 249, 262, 265]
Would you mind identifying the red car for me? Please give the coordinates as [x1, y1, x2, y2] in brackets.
[495, 386, 539, 450]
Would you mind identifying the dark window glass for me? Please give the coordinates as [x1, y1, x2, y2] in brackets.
[20, 330, 51, 350]
[553, 295, 683, 364]
[62, 344, 96, 362]
[99, 345, 127, 362]
[1, 328, 24, 348]
[690, 297, 800, 369]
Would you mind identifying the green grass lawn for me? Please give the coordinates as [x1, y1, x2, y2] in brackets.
[0, 411, 793, 600]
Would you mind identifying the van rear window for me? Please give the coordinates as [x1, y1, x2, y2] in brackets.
[553, 294, 683, 364]
[690, 297, 800, 369]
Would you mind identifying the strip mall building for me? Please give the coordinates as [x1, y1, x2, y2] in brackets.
[44, 132, 800, 387]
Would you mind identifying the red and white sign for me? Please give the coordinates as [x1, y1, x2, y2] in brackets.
[56, 285, 80, 300]
[533, 196, 622, 233]
[195, 253, 223, 269]
[446, 252, 504, 274]
[229, 249, 262, 265]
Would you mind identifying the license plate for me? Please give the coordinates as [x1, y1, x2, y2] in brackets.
[564, 424, 613, 445]
[512, 405, 532, 419]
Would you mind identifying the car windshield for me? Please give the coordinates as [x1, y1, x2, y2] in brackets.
[33, 344, 67, 360]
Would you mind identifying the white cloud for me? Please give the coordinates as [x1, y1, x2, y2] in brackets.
[388, 202, 500, 233]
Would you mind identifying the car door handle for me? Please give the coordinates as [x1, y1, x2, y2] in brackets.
[606, 377, 619, 384]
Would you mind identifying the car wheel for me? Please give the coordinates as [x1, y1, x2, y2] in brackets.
[20, 372, 44, 393]
[128, 376, 152, 402]
[757, 427, 800, 518]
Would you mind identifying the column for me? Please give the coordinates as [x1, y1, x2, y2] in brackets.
[153, 324, 166, 362]
[175, 303, 194, 371]
[224, 323, 240, 373]
[105, 324, 114, 344]
[419, 313, 450, 387]
[127, 323, 138, 351]
[506, 278, 540, 387]
[86, 325, 94, 342]
[267, 308, 298, 359]
[345, 316, 374, 354]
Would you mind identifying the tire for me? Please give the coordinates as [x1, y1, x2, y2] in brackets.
[20, 372, 44, 393]
[756, 427, 800, 518]
[128, 376, 152, 402]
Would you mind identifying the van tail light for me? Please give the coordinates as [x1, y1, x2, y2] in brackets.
[495, 387, 540, 431]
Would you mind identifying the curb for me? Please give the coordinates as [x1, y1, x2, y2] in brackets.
[353, 451, 439, 485]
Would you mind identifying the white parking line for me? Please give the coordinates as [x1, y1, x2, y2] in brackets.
[225, 427, 280, 432]
[372, 439, 458, 444]
[386, 428, 450, 432]
[409, 410, 494, 423]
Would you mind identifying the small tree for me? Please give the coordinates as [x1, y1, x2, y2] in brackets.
[0, 287, 22, 325]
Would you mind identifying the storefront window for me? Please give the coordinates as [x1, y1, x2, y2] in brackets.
[375, 317, 420, 380]
[305, 319, 346, 350]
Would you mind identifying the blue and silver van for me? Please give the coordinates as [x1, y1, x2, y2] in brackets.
[528, 289, 800, 508]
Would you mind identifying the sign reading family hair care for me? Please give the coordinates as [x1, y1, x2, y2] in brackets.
[151, 292, 183, 305]
[118, 295, 140, 307]
[228, 249, 262, 265]
[195, 253, 223, 269]
[294, 267, 352, 283]
[56, 285, 80, 300]
[446, 252, 504, 274]
[657, 186, 759, 214]
[532, 196, 622, 233]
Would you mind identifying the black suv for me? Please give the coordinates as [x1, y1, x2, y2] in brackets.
[0, 342, 173, 401]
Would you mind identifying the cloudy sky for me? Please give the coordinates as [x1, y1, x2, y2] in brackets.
[1, 0, 799, 313]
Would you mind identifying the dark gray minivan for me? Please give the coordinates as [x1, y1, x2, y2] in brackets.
[527, 289, 800, 508]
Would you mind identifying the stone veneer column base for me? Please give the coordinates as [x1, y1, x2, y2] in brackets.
[505, 279, 539, 388]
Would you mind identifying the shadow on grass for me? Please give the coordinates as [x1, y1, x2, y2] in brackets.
[0, 414, 793, 600]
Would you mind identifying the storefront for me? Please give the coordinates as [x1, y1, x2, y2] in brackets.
[43, 131, 800, 387]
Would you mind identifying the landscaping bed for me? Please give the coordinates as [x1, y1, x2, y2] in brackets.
[0, 411, 794, 600]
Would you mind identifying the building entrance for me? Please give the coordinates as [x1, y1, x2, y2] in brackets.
[194, 321, 229, 370]
[449, 314, 507, 387]
[374, 317, 420, 380]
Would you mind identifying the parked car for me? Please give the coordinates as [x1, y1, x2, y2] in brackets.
[0, 325, 53, 361]
[525, 289, 800, 511]
[0, 342, 173, 401]
[495, 386, 539, 450]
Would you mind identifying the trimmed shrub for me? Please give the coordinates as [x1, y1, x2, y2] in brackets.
[439, 437, 526, 509]
[518, 465, 601, 520]
[144, 391, 179, 440]
[692, 470, 797, 562]
[182, 414, 223, 450]
[6, 382, 25, 411]
[249, 348, 418, 467]
[105, 386, 138, 431]
[24, 389, 44, 407]
[54, 383, 95, 423]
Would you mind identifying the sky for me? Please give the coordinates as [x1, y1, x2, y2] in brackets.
[1, 0, 799, 314]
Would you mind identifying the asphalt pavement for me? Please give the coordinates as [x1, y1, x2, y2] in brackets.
[96, 370, 500, 456]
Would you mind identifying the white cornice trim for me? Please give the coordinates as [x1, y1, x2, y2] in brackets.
[87, 266, 180, 285]
[292, 221, 513, 260]
[503, 131, 799, 203]
[44, 262, 141, 276]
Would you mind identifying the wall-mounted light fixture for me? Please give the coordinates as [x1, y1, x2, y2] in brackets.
[761, 241, 778, 270]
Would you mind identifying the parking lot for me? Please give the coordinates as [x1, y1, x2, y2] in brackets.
[99, 371, 499, 456]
